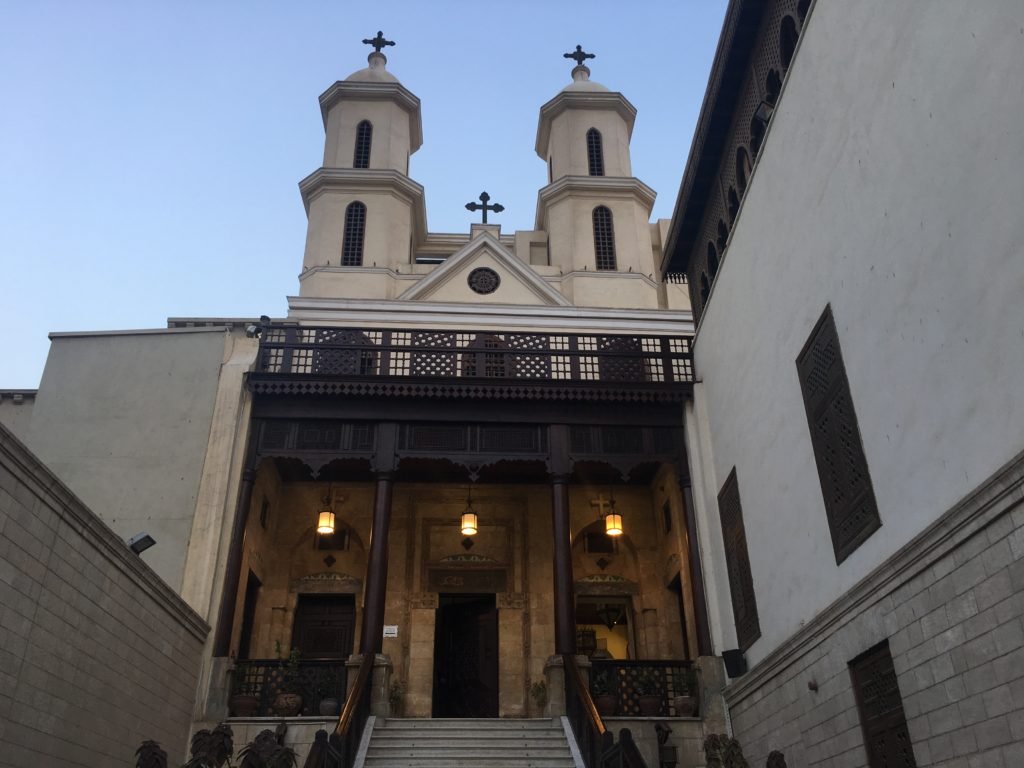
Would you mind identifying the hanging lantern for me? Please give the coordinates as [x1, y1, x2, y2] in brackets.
[460, 486, 479, 536]
[317, 508, 336, 535]
[316, 489, 336, 534]
[604, 511, 624, 536]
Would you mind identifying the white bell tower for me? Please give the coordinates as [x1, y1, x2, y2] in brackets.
[298, 33, 426, 297]
[534, 49, 657, 286]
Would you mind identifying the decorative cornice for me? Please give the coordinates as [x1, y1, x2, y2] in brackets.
[318, 80, 423, 152]
[248, 377, 689, 403]
[285, 296, 694, 335]
[298, 167, 428, 242]
[535, 176, 657, 230]
[724, 445, 1024, 706]
[535, 91, 637, 158]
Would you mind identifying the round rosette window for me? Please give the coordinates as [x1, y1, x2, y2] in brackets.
[468, 267, 500, 295]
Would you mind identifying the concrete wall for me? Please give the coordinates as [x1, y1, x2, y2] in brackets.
[0, 391, 35, 444]
[27, 328, 230, 592]
[0, 423, 208, 766]
[690, 0, 1024, 662]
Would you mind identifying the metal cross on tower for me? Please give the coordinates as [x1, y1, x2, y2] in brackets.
[465, 192, 504, 224]
[362, 31, 395, 54]
[563, 45, 595, 67]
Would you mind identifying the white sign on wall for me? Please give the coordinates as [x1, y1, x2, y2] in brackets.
[383, 625, 399, 638]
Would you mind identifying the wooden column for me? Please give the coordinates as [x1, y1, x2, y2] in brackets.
[212, 430, 259, 657]
[360, 422, 399, 654]
[360, 471, 395, 654]
[680, 411, 714, 657]
[549, 425, 576, 656]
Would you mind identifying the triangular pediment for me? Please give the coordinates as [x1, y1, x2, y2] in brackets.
[398, 232, 570, 306]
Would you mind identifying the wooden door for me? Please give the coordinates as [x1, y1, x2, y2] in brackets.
[291, 594, 356, 659]
[432, 594, 499, 717]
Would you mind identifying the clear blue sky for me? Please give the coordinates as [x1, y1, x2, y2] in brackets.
[0, 1, 727, 388]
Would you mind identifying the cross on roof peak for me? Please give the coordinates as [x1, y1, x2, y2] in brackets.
[465, 191, 504, 224]
[362, 31, 395, 54]
[564, 45, 595, 68]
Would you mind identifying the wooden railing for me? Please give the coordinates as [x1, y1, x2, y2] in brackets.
[563, 655, 649, 768]
[254, 324, 694, 387]
[327, 654, 374, 768]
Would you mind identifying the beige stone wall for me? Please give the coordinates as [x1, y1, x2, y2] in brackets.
[725, 450, 1024, 767]
[226, 465, 698, 718]
[0, 423, 208, 766]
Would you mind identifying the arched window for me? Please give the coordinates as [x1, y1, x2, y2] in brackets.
[727, 186, 740, 223]
[736, 147, 752, 195]
[586, 128, 604, 176]
[700, 273, 711, 306]
[716, 220, 729, 253]
[780, 16, 798, 71]
[592, 206, 616, 270]
[707, 243, 720, 280]
[353, 120, 372, 169]
[341, 201, 366, 266]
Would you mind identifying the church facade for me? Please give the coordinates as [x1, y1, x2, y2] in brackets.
[3, 0, 1024, 766]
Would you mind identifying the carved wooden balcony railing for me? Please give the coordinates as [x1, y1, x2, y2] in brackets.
[590, 659, 698, 718]
[250, 324, 694, 402]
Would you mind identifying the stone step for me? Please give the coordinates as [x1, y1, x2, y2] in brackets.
[377, 718, 557, 729]
[363, 760, 575, 768]
[368, 745, 572, 757]
[361, 718, 576, 768]
[371, 733, 567, 743]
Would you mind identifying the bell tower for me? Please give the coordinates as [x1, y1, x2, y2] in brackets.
[535, 48, 657, 297]
[298, 33, 426, 298]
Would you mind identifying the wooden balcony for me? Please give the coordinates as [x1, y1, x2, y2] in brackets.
[249, 324, 694, 403]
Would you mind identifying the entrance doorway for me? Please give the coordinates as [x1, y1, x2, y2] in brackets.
[432, 594, 499, 717]
[292, 594, 356, 659]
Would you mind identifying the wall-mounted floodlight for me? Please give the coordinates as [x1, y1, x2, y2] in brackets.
[127, 532, 156, 555]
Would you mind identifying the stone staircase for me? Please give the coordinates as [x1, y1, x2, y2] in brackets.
[360, 718, 579, 768]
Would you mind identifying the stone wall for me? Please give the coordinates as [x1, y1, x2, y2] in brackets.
[0, 424, 209, 766]
[725, 450, 1024, 767]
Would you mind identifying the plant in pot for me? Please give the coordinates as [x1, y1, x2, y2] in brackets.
[317, 669, 341, 717]
[634, 669, 663, 716]
[229, 661, 260, 718]
[388, 678, 405, 717]
[529, 678, 548, 715]
[591, 668, 618, 717]
[271, 648, 303, 717]
[672, 666, 699, 717]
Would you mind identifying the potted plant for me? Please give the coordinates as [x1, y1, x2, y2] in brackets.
[591, 667, 618, 717]
[672, 666, 699, 717]
[272, 648, 303, 717]
[317, 670, 340, 717]
[229, 661, 260, 718]
[388, 678, 405, 717]
[635, 669, 662, 716]
[529, 678, 548, 714]
[238, 729, 297, 768]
